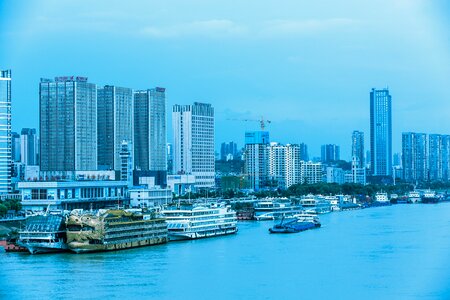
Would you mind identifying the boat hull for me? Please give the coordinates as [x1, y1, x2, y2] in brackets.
[421, 197, 439, 204]
[168, 227, 237, 241]
[269, 222, 320, 234]
[68, 236, 168, 254]
[17, 241, 68, 254]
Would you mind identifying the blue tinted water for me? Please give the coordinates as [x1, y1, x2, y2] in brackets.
[2, 203, 450, 300]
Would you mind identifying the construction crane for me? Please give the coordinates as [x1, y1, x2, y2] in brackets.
[227, 116, 271, 131]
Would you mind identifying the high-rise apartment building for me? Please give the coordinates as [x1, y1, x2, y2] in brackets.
[302, 161, 323, 184]
[244, 131, 269, 191]
[40, 76, 97, 171]
[268, 143, 286, 188]
[173, 102, 215, 188]
[321, 144, 340, 163]
[370, 88, 392, 176]
[285, 144, 302, 188]
[428, 134, 450, 181]
[0, 70, 12, 194]
[97, 85, 133, 171]
[20, 128, 38, 165]
[442, 135, 450, 181]
[299, 143, 309, 161]
[351, 131, 364, 168]
[134, 88, 167, 171]
[267, 143, 302, 189]
[402, 132, 427, 182]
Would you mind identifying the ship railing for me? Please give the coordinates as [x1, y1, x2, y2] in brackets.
[105, 228, 167, 239]
[104, 233, 167, 244]
[106, 224, 167, 233]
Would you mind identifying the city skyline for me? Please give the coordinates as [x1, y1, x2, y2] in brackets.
[1, 1, 450, 159]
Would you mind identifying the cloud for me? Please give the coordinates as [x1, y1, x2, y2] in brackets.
[139, 18, 359, 40]
[140, 19, 248, 38]
[261, 18, 359, 37]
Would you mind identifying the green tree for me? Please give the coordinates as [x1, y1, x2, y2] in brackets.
[0, 204, 7, 217]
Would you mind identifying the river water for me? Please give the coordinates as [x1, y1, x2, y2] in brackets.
[1, 203, 450, 300]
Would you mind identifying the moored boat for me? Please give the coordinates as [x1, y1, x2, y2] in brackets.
[421, 190, 438, 204]
[17, 213, 68, 254]
[269, 213, 321, 234]
[162, 203, 237, 240]
[253, 200, 302, 221]
[66, 209, 168, 253]
[407, 191, 421, 204]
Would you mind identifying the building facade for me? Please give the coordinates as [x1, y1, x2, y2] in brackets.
[321, 144, 340, 163]
[173, 102, 215, 188]
[0, 70, 12, 194]
[268, 143, 286, 188]
[11, 132, 20, 162]
[244, 131, 269, 191]
[299, 143, 309, 161]
[402, 132, 427, 182]
[20, 128, 38, 165]
[302, 161, 323, 184]
[370, 88, 392, 176]
[220, 142, 238, 161]
[19, 180, 129, 211]
[40, 76, 97, 171]
[351, 130, 364, 168]
[428, 134, 450, 182]
[97, 85, 133, 171]
[134, 88, 167, 172]
[285, 144, 302, 188]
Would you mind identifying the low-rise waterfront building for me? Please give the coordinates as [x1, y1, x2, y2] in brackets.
[129, 187, 172, 208]
[167, 174, 197, 196]
[19, 180, 129, 211]
[326, 167, 345, 184]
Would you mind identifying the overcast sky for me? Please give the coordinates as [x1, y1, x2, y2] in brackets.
[1, 0, 449, 159]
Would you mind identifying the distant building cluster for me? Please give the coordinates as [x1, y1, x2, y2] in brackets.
[243, 131, 365, 191]
[1, 70, 218, 211]
[1, 67, 450, 208]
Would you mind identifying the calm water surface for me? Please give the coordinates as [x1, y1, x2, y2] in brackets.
[2, 203, 450, 300]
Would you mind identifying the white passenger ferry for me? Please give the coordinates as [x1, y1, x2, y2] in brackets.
[162, 204, 238, 241]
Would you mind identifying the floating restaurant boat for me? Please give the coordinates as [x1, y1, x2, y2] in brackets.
[17, 212, 68, 254]
[254, 200, 302, 220]
[66, 209, 168, 253]
[269, 213, 321, 234]
[300, 194, 332, 214]
[162, 204, 237, 241]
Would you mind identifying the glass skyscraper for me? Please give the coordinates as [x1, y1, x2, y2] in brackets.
[0, 70, 12, 194]
[40, 76, 97, 171]
[97, 85, 133, 171]
[134, 87, 167, 171]
[370, 88, 392, 176]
